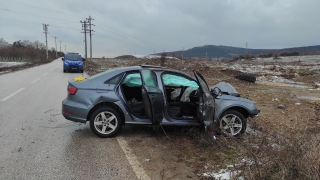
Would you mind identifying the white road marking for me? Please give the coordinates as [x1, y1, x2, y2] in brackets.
[117, 136, 151, 180]
[43, 73, 49, 76]
[31, 78, 41, 84]
[1, 88, 25, 101]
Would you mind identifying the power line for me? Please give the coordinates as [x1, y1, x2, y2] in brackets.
[1, 16, 170, 54]
[95, 24, 170, 51]
[1, 0, 84, 19]
[0, 8, 79, 24]
[36, 0, 78, 31]
[1, 0, 175, 54]
[2, 0, 173, 52]
[0, 17, 79, 31]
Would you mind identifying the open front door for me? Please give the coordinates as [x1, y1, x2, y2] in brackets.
[140, 69, 164, 125]
[193, 70, 215, 124]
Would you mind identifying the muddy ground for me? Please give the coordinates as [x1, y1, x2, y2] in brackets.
[86, 55, 320, 179]
[2, 56, 320, 179]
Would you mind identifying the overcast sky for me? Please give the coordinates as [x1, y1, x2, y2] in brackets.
[1, 0, 319, 58]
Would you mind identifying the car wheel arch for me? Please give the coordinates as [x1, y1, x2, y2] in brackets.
[86, 102, 125, 125]
[218, 106, 250, 120]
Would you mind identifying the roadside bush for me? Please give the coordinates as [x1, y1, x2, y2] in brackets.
[258, 53, 273, 58]
[279, 51, 299, 57]
[235, 125, 320, 180]
[160, 52, 167, 66]
[297, 70, 313, 76]
[0, 39, 62, 62]
[232, 53, 255, 61]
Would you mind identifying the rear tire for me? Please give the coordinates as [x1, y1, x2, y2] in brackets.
[89, 107, 122, 138]
[235, 73, 256, 83]
[81, 70, 84, 73]
[219, 110, 246, 136]
[63, 70, 66, 73]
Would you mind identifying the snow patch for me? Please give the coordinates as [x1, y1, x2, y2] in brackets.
[0, 62, 27, 68]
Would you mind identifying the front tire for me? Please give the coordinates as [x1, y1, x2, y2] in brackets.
[219, 110, 246, 136]
[89, 107, 122, 138]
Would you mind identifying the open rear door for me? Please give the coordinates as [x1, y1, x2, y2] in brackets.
[140, 69, 164, 125]
[193, 70, 215, 124]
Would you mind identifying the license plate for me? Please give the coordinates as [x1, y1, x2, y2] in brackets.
[71, 68, 77, 70]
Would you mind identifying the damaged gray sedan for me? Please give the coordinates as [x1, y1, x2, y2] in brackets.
[62, 65, 259, 138]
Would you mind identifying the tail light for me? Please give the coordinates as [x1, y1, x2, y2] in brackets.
[68, 85, 78, 95]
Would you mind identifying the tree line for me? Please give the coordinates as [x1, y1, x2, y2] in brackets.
[0, 38, 63, 62]
[232, 51, 300, 61]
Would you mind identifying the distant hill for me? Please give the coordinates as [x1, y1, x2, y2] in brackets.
[159, 45, 320, 58]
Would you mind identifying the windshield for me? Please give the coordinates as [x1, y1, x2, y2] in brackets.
[65, 54, 81, 61]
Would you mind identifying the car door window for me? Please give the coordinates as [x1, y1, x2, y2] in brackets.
[122, 73, 142, 87]
[141, 69, 157, 87]
[104, 73, 123, 84]
[194, 72, 210, 93]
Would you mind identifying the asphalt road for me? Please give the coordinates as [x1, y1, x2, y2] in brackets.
[0, 59, 140, 179]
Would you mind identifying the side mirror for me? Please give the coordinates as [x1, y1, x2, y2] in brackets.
[82, 58, 85, 61]
[211, 87, 221, 96]
[62, 57, 64, 61]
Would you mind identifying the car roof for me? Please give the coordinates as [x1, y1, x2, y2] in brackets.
[66, 52, 79, 54]
[84, 65, 194, 84]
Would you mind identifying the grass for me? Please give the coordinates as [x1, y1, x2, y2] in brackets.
[87, 58, 320, 179]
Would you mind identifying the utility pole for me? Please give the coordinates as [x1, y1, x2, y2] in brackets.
[86, 16, 94, 61]
[43, 24, 49, 60]
[182, 47, 184, 60]
[65, 45, 66, 53]
[59, 41, 62, 53]
[80, 20, 88, 59]
[246, 42, 248, 54]
[53, 36, 58, 57]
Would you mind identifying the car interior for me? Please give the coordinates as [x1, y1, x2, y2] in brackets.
[164, 85, 199, 119]
[120, 72, 200, 120]
[121, 72, 145, 117]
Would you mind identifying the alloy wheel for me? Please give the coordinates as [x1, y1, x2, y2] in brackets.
[93, 111, 118, 135]
[220, 114, 243, 136]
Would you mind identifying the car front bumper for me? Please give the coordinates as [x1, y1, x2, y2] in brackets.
[63, 65, 84, 71]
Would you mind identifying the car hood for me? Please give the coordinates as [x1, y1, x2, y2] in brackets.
[211, 82, 254, 103]
[210, 82, 239, 96]
[218, 94, 254, 103]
